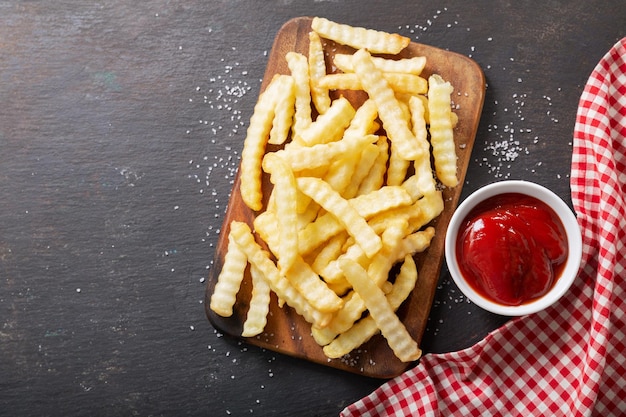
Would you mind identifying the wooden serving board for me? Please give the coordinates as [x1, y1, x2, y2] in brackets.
[205, 16, 485, 379]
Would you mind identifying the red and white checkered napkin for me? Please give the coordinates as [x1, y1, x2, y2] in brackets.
[342, 37, 626, 417]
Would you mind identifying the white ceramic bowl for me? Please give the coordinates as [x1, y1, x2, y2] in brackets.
[445, 180, 583, 316]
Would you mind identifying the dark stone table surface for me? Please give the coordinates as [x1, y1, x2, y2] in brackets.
[1, 1, 623, 415]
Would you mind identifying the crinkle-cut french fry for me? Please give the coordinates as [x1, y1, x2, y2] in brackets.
[252, 210, 344, 313]
[286, 52, 312, 138]
[357, 136, 388, 195]
[308, 31, 331, 115]
[399, 227, 436, 258]
[297, 185, 412, 256]
[341, 143, 380, 199]
[275, 134, 378, 172]
[268, 75, 296, 145]
[210, 231, 248, 317]
[323, 255, 418, 358]
[310, 232, 349, 276]
[240, 75, 290, 211]
[367, 220, 409, 286]
[286, 259, 344, 313]
[296, 177, 382, 258]
[428, 74, 458, 187]
[386, 141, 411, 186]
[322, 151, 360, 196]
[334, 54, 427, 75]
[352, 49, 422, 161]
[229, 221, 332, 328]
[262, 153, 299, 272]
[338, 258, 422, 362]
[242, 263, 271, 337]
[351, 185, 413, 217]
[406, 191, 445, 232]
[314, 277, 394, 346]
[319, 73, 428, 95]
[409, 95, 437, 195]
[311, 17, 410, 55]
[312, 290, 363, 346]
[297, 96, 355, 146]
[344, 99, 379, 138]
[319, 239, 367, 284]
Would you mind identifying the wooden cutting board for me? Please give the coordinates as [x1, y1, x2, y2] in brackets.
[205, 16, 485, 379]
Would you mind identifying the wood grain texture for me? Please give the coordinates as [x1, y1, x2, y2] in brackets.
[205, 16, 485, 378]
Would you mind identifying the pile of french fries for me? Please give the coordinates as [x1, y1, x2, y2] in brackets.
[210, 17, 458, 363]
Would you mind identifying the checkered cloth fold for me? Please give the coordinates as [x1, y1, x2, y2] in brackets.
[342, 37, 626, 416]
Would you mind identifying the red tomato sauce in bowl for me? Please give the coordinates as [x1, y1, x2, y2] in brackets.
[456, 193, 568, 306]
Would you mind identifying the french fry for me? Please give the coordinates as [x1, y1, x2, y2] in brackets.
[341, 143, 380, 199]
[240, 75, 291, 211]
[275, 134, 378, 172]
[428, 74, 458, 187]
[357, 136, 388, 195]
[311, 17, 410, 54]
[323, 255, 418, 358]
[386, 141, 411, 186]
[297, 96, 355, 146]
[262, 153, 299, 272]
[268, 75, 296, 145]
[296, 177, 382, 258]
[351, 48, 422, 161]
[344, 99, 379, 138]
[252, 210, 344, 313]
[308, 31, 331, 115]
[333, 54, 427, 75]
[210, 230, 248, 317]
[242, 263, 271, 337]
[286, 52, 312, 138]
[297, 185, 412, 256]
[339, 259, 422, 362]
[409, 95, 437, 195]
[319, 73, 428, 95]
[229, 221, 332, 328]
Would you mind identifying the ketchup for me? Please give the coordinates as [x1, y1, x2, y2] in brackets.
[456, 193, 568, 306]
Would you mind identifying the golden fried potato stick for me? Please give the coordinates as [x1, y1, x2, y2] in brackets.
[320, 73, 428, 95]
[357, 136, 388, 195]
[409, 95, 437, 195]
[386, 141, 411, 186]
[286, 52, 312, 138]
[344, 99, 379, 138]
[428, 74, 458, 187]
[296, 177, 382, 258]
[367, 220, 409, 287]
[229, 221, 332, 328]
[240, 74, 292, 211]
[339, 258, 422, 362]
[262, 153, 299, 272]
[333, 54, 427, 75]
[275, 134, 378, 172]
[311, 17, 410, 54]
[268, 75, 296, 145]
[341, 143, 380, 199]
[210, 230, 248, 317]
[308, 31, 331, 115]
[351, 49, 422, 161]
[312, 290, 364, 346]
[252, 210, 344, 313]
[297, 96, 355, 146]
[242, 263, 271, 337]
[323, 255, 418, 358]
[297, 185, 412, 256]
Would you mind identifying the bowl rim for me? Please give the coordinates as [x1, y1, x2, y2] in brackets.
[444, 180, 583, 316]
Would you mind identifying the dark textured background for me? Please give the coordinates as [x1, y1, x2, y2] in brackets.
[1, 1, 623, 415]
